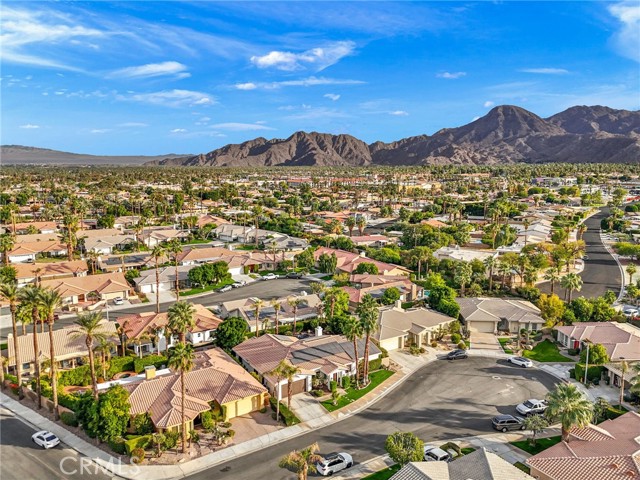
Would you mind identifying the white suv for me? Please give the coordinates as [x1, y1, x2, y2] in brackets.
[317, 453, 353, 476]
[423, 446, 452, 462]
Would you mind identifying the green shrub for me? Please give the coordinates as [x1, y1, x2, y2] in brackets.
[458, 341, 467, 350]
[124, 435, 152, 455]
[132, 413, 154, 435]
[108, 437, 127, 455]
[60, 411, 78, 427]
[58, 393, 80, 411]
[131, 447, 145, 464]
[368, 357, 382, 372]
[329, 380, 338, 392]
[451, 333, 461, 344]
[567, 348, 580, 356]
[58, 365, 92, 386]
[163, 431, 180, 450]
[269, 397, 300, 426]
[201, 411, 214, 430]
[5, 373, 18, 383]
[106, 356, 135, 379]
[574, 363, 603, 383]
[341, 376, 351, 389]
[431, 340, 438, 348]
[311, 389, 324, 397]
[569, 368, 576, 379]
[133, 355, 167, 374]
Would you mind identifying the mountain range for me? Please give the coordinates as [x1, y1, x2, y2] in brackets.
[3, 105, 639, 166]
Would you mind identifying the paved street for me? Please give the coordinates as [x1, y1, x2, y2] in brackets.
[0, 407, 114, 480]
[0, 278, 313, 339]
[187, 357, 558, 480]
[539, 207, 621, 299]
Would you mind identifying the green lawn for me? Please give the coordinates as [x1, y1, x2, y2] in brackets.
[511, 436, 562, 455]
[498, 337, 515, 354]
[179, 279, 234, 296]
[183, 238, 210, 245]
[321, 369, 395, 412]
[522, 339, 572, 362]
[362, 464, 401, 480]
[460, 447, 476, 455]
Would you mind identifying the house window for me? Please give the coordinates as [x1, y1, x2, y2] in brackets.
[22, 363, 31, 370]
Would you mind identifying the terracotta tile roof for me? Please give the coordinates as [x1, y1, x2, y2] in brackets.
[10, 240, 67, 255]
[527, 412, 640, 480]
[40, 272, 129, 299]
[313, 247, 410, 275]
[6, 321, 118, 366]
[123, 348, 266, 428]
[555, 322, 640, 361]
[13, 260, 88, 280]
[8, 221, 58, 233]
[119, 304, 222, 339]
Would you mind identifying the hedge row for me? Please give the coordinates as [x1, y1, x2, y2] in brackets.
[269, 397, 300, 426]
[58, 365, 92, 387]
[133, 355, 167, 374]
[124, 434, 152, 455]
[574, 364, 603, 383]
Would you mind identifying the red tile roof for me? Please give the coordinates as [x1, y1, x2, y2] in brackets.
[119, 304, 222, 339]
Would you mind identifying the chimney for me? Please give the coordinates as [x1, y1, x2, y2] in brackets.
[315, 325, 323, 337]
[144, 365, 156, 380]
[359, 250, 366, 257]
[395, 300, 403, 310]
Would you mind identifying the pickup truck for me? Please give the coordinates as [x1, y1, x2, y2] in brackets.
[516, 399, 548, 416]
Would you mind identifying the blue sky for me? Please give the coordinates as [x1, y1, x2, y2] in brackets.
[2, 1, 639, 156]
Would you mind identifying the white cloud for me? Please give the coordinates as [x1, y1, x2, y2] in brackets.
[19, 124, 40, 129]
[519, 68, 569, 74]
[235, 82, 257, 90]
[90, 129, 111, 134]
[608, 2, 640, 62]
[170, 128, 187, 133]
[436, 71, 466, 79]
[324, 93, 341, 101]
[120, 89, 216, 108]
[483, 101, 495, 108]
[250, 41, 355, 71]
[109, 61, 190, 79]
[389, 110, 409, 116]
[236, 76, 365, 90]
[209, 123, 275, 131]
[285, 107, 351, 120]
[118, 122, 148, 127]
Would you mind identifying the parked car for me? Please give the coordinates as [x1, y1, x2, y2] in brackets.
[317, 453, 353, 476]
[446, 349, 468, 360]
[423, 445, 452, 462]
[516, 399, 548, 416]
[508, 356, 533, 368]
[113, 297, 124, 305]
[32, 431, 60, 449]
[582, 254, 589, 260]
[217, 285, 232, 293]
[286, 271, 303, 279]
[232, 280, 246, 288]
[492, 414, 526, 432]
[262, 273, 277, 280]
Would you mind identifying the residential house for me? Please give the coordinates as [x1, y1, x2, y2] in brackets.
[8, 240, 67, 263]
[527, 412, 640, 480]
[434, 245, 497, 264]
[6, 321, 117, 375]
[13, 260, 88, 286]
[214, 224, 255, 243]
[457, 297, 544, 334]
[133, 265, 194, 294]
[233, 331, 381, 399]
[343, 279, 421, 310]
[84, 234, 136, 255]
[375, 302, 456, 351]
[391, 448, 533, 480]
[119, 304, 222, 356]
[7, 221, 58, 235]
[40, 271, 130, 306]
[349, 234, 394, 248]
[176, 247, 263, 275]
[313, 247, 411, 276]
[116, 348, 268, 431]
[142, 228, 189, 247]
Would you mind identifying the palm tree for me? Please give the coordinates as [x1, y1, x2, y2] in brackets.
[151, 244, 166, 313]
[343, 316, 363, 387]
[94, 336, 115, 381]
[16, 303, 31, 336]
[544, 267, 561, 296]
[166, 239, 183, 296]
[619, 360, 629, 406]
[545, 383, 593, 442]
[40, 288, 62, 420]
[522, 218, 531, 246]
[344, 217, 355, 237]
[279, 443, 323, 480]
[0, 235, 15, 266]
[0, 282, 22, 393]
[252, 299, 264, 337]
[268, 359, 298, 421]
[271, 300, 282, 334]
[626, 264, 637, 285]
[167, 342, 194, 454]
[85, 248, 100, 275]
[18, 285, 44, 408]
[287, 297, 302, 335]
[561, 273, 583, 302]
[356, 216, 366, 236]
[454, 261, 473, 297]
[577, 223, 587, 241]
[356, 294, 379, 385]
[483, 256, 497, 292]
[70, 311, 108, 400]
[167, 301, 196, 344]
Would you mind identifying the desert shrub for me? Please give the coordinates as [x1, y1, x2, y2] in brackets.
[163, 431, 180, 451]
[108, 437, 127, 455]
[311, 389, 324, 397]
[458, 341, 467, 350]
[130, 447, 145, 464]
[124, 435, 151, 455]
[431, 340, 438, 348]
[451, 333, 461, 344]
[60, 411, 78, 427]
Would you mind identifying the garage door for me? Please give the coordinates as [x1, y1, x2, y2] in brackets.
[281, 379, 306, 398]
[469, 321, 494, 333]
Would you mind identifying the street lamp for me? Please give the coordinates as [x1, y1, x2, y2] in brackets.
[619, 357, 627, 407]
[583, 339, 591, 385]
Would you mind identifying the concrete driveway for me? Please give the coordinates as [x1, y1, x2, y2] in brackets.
[470, 332, 502, 351]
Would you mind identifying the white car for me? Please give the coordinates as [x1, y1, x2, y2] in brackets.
[516, 399, 548, 416]
[509, 356, 533, 368]
[32, 430, 60, 449]
[423, 445, 452, 462]
[317, 453, 353, 476]
[113, 297, 124, 305]
[231, 280, 246, 288]
[262, 273, 277, 280]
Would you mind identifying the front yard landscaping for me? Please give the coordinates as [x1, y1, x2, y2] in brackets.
[511, 435, 562, 455]
[498, 337, 515, 354]
[179, 278, 234, 296]
[362, 464, 401, 480]
[522, 339, 572, 362]
[321, 369, 394, 412]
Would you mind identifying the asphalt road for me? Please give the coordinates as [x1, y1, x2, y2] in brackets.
[538, 207, 621, 300]
[0, 278, 314, 339]
[0, 407, 115, 480]
[187, 357, 559, 480]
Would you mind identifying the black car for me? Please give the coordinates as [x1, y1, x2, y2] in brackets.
[492, 414, 526, 432]
[286, 272, 303, 279]
[446, 349, 468, 360]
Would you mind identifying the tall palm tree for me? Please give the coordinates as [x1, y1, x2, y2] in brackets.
[271, 300, 282, 334]
[356, 294, 379, 385]
[16, 303, 31, 336]
[343, 316, 363, 387]
[252, 299, 264, 337]
[626, 264, 637, 285]
[268, 359, 298, 421]
[167, 301, 196, 344]
[167, 342, 194, 454]
[544, 267, 561, 296]
[619, 360, 629, 406]
[86, 249, 100, 275]
[545, 383, 593, 442]
[94, 336, 115, 381]
[522, 218, 531, 246]
[18, 285, 44, 408]
[356, 216, 366, 236]
[279, 443, 323, 480]
[70, 311, 108, 400]
[287, 297, 302, 336]
[0, 235, 15, 266]
[40, 288, 62, 420]
[483, 256, 497, 292]
[344, 217, 355, 237]
[0, 282, 22, 393]
[151, 244, 166, 313]
[577, 223, 587, 241]
[561, 273, 583, 302]
[166, 239, 183, 296]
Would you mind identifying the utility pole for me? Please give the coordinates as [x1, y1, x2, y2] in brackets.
[583, 340, 591, 385]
